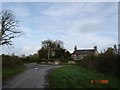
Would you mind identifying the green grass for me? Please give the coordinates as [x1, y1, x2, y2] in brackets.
[2, 66, 25, 81]
[48, 65, 119, 88]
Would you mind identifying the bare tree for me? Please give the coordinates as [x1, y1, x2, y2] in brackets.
[0, 10, 22, 46]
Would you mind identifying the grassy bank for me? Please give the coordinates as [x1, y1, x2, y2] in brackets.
[2, 66, 25, 81]
[48, 65, 119, 88]
[2, 54, 25, 81]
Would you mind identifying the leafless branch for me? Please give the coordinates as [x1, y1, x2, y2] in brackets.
[0, 10, 22, 46]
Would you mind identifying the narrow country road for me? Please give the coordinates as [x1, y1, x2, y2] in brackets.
[3, 63, 62, 88]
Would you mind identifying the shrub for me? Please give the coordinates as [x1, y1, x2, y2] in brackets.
[2, 54, 23, 69]
[80, 52, 120, 77]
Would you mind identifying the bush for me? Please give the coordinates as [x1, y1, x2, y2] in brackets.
[2, 54, 24, 68]
[2, 54, 25, 80]
[80, 53, 120, 77]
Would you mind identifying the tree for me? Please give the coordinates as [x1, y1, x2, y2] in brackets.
[54, 47, 66, 59]
[38, 39, 71, 62]
[29, 53, 39, 62]
[40, 39, 64, 60]
[0, 10, 22, 46]
[41, 39, 63, 50]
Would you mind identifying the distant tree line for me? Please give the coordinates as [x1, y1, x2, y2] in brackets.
[21, 39, 71, 64]
[20, 53, 39, 63]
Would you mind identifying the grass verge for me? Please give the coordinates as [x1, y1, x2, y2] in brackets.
[48, 65, 119, 88]
[2, 66, 25, 81]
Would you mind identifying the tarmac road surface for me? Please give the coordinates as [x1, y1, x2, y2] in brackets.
[3, 63, 62, 88]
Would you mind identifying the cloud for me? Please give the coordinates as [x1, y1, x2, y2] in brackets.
[62, 32, 117, 53]
[42, 3, 78, 17]
[2, 0, 119, 2]
[70, 19, 102, 34]
[3, 2, 31, 18]
[1, 2, 118, 55]
[2, 45, 40, 55]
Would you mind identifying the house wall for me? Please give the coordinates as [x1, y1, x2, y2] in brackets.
[71, 54, 86, 60]
[72, 52, 99, 61]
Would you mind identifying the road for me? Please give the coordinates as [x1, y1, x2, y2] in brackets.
[3, 63, 62, 88]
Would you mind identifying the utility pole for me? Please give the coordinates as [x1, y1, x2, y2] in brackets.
[118, 44, 120, 55]
[48, 47, 50, 60]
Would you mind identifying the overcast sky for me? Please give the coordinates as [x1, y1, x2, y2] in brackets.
[1, 2, 118, 55]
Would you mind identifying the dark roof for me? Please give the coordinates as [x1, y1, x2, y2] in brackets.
[72, 49, 95, 55]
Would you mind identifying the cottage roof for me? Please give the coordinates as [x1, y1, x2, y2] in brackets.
[72, 49, 95, 55]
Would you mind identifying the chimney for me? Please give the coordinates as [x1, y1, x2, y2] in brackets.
[74, 45, 77, 51]
[94, 45, 97, 51]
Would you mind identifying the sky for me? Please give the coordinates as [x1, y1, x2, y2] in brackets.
[1, 2, 118, 56]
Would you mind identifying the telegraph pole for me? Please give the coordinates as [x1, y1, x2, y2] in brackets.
[48, 47, 50, 60]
